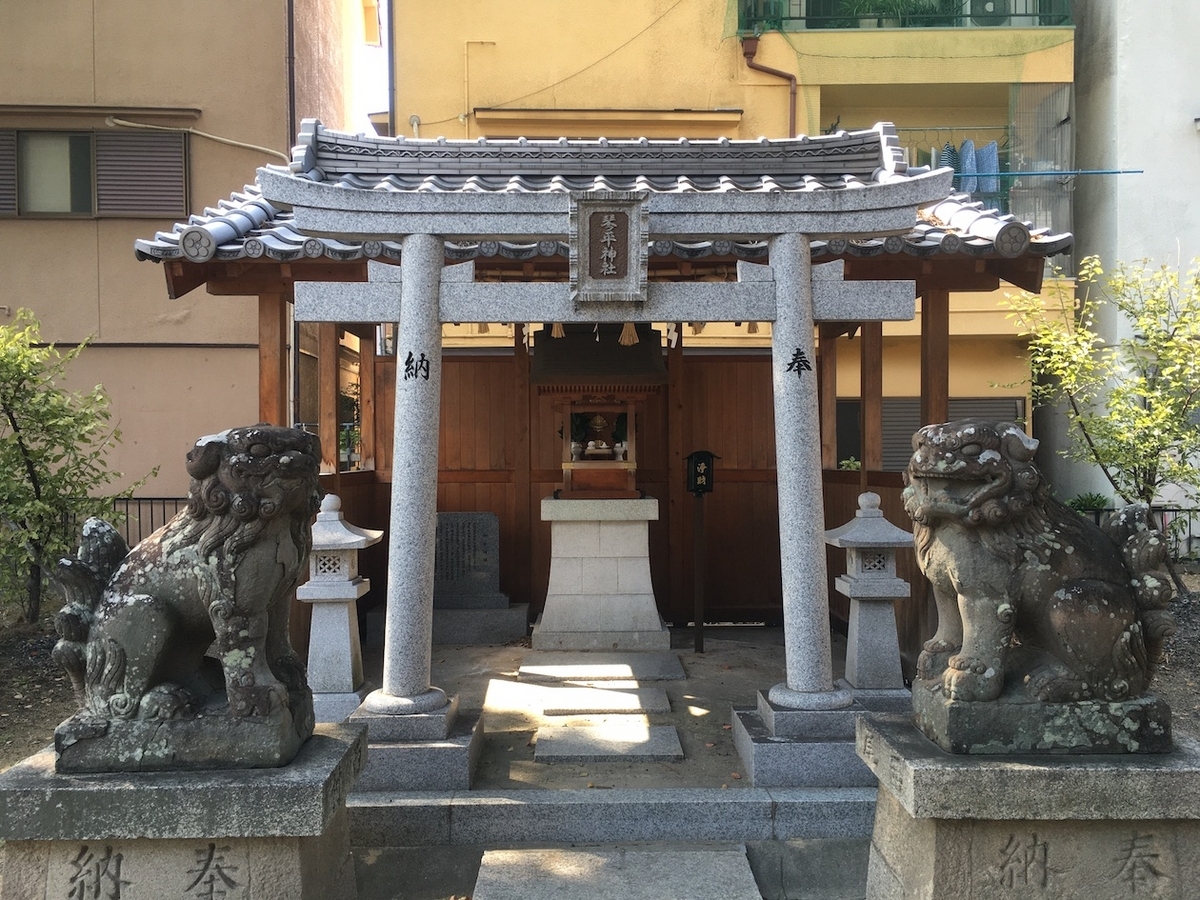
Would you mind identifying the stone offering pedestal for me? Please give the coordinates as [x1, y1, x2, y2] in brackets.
[858, 714, 1200, 900]
[533, 497, 668, 651]
[0, 724, 366, 900]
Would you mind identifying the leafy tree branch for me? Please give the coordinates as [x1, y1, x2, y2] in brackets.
[0, 310, 154, 622]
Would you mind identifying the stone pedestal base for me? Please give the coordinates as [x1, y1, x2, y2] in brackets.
[0, 724, 366, 900]
[350, 698, 481, 791]
[534, 498, 668, 651]
[314, 683, 373, 724]
[912, 677, 1172, 754]
[859, 714, 1200, 900]
[845, 596, 905, 689]
[54, 690, 314, 773]
[732, 691, 876, 787]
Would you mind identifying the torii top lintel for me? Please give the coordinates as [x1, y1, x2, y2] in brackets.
[257, 119, 955, 244]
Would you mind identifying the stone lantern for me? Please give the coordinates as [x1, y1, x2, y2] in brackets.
[297, 493, 383, 722]
[824, 491, 912, 693]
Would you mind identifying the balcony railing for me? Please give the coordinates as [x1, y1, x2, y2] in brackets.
[739, 0, 1072, 32]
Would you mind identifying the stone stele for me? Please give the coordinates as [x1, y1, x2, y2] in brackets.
[901, 419, 1175, 753]
[51, 425, 323, 772]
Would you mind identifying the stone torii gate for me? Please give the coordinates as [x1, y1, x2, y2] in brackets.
[258, 121, 953, 757]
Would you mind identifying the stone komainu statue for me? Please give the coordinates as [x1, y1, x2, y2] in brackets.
[902, 419, 1175, 705]
[52, 425, 322, 771]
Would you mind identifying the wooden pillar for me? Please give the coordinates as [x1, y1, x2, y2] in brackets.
[817, 323, 840, 470]
[257, 290, 290, 425]
[514, 326, 532, 605]
[920, 289, 950, 426]
[666, 328, 687, 622]
[318, 322, 340, 477]
[358, 328, 377, 471]
[860, 321, 883, 476]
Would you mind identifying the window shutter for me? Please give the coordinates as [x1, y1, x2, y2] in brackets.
[880, 397, 1026, 471]
[881, 398, 922, 472]
[0, 131, 15, 216]
[95, 131, 187, 217]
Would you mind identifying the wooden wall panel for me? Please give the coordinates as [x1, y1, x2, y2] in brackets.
[367, 350, 806, 628]
[674, 354, 782, 624]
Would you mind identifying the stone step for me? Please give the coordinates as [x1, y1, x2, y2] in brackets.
[539, 684, 671, 715]
[472, 843, 763, 900]
[534, 723, 684, 762]
[348, 787, 877, 847]
[519, 650, 686, 682]
[352, 838, 873, 900]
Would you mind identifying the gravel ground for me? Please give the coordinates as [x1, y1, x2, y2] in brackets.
[1, 572, 1199, 774]
[1152, 571, 1200, 740]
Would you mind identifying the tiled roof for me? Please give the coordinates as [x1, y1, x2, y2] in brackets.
[134, 119, 1069, 267]
[134, 183, 1070, 266]
[284, 119, 911, 190]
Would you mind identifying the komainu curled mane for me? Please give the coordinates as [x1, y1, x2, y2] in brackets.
[902, 419, 1174, 703]
[52, 426, 321, 768]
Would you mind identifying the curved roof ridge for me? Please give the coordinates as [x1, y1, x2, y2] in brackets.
[287, 118, 910, 182]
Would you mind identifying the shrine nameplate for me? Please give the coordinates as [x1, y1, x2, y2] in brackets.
[569, 191, 648, 303]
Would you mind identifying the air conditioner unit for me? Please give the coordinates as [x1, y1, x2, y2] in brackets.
[967, 0, 1011, 27]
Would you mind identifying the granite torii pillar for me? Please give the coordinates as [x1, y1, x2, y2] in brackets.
[360, 232, 451, 717]
[768, 233, 852, 711]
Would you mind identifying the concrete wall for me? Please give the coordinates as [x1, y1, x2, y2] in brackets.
[1038, 0, 1200, 503]
[1074, 1, 1200, 270]
[0, 1, 351, 496]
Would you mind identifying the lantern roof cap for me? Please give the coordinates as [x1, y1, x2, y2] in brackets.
[310, 494, 384, 551]
[824, 492, 912, 548]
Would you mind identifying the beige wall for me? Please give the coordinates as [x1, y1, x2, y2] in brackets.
[293, 0, 363, 130]
[0, 1, 318, 498]
[395, 5, 1070, 422]
[62, 347, 260, 497]
[836, 335, 1030, 406]
[395, 2, 1072, 141]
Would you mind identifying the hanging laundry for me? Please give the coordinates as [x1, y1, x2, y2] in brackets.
[941, 141, 960, 189]
[958, 139, 977, 194]
[976, 141, 1000, 195]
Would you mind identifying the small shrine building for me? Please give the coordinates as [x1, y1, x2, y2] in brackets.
[136, 120, 1070, 714]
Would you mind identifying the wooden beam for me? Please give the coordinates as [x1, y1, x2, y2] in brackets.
[818, 323, 839, 470]
[165, 260, 211, 300]
[995, 257, 1046, 293]
[841, 257, 1001, 293]
[203, 262, 370, 296]
[860, 321, 883, 474]
[920, 290, 950, 426]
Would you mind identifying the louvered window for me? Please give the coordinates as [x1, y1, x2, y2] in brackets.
[0, 132, 15, 215]
[0, 130, 187, 218]
[838, 397, 1026, 471]
[95, 132, 187, 216]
